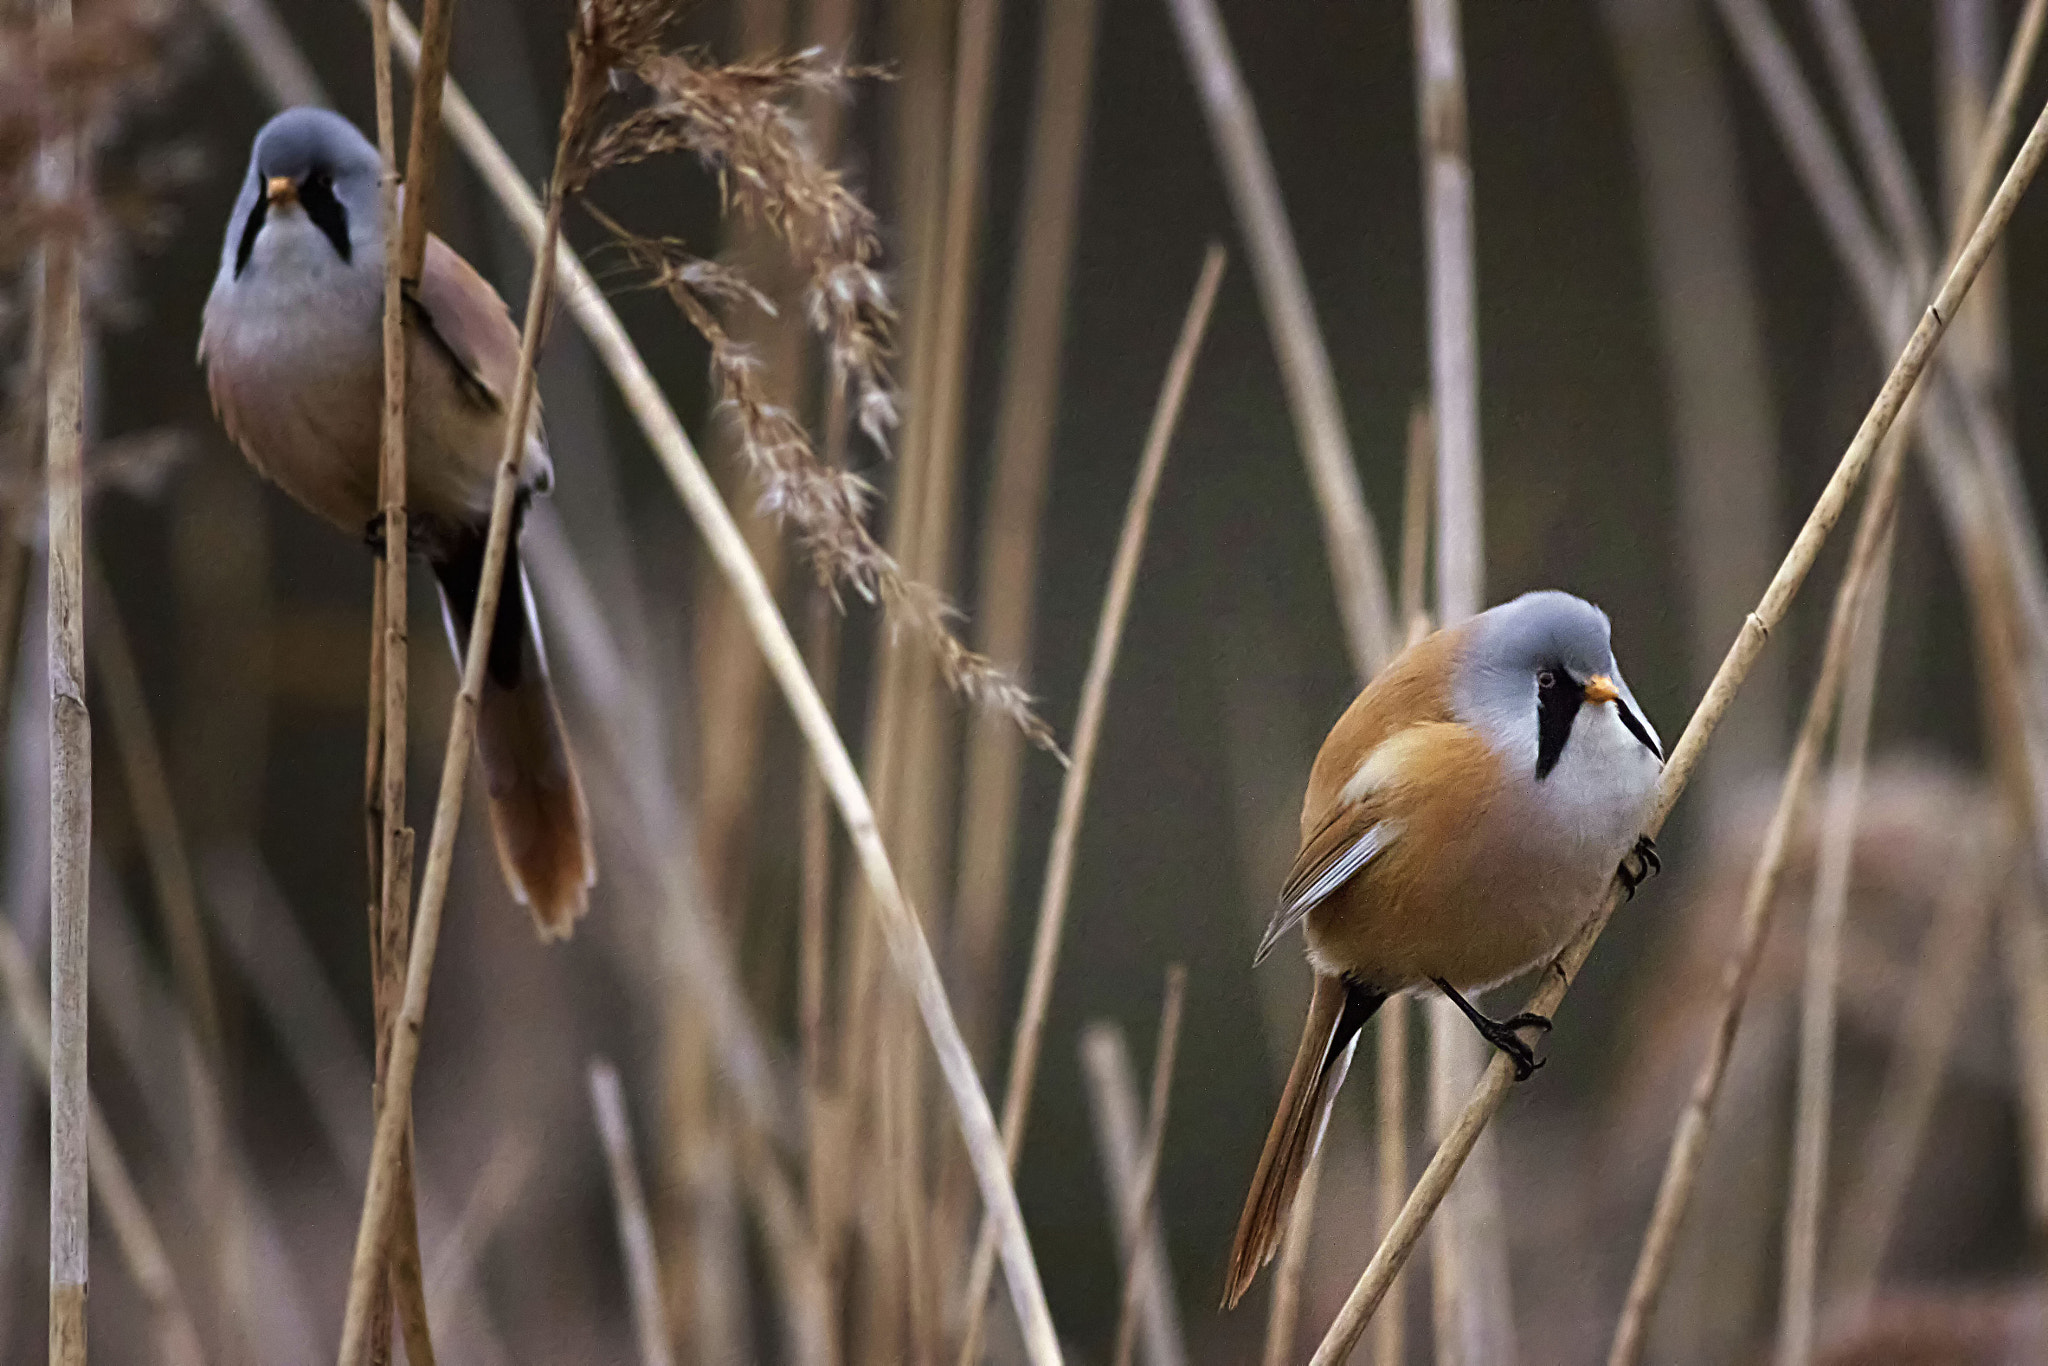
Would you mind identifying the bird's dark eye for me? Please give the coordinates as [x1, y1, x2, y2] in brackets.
[1537, 670, 1556, 691]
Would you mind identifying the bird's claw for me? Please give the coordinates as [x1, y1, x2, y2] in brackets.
[1434, 978, 1551, 1081]
[1618, 834, 1662, 900]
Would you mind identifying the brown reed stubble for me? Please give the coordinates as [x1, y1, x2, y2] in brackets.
[1312, 83, 2048, 1366]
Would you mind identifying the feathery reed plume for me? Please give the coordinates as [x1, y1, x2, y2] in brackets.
[1110, 965, 1188, 1366]
[1161, 0, 1393, 680]
[358, 5, 1062, 1354]
[589, 1059, 678, 1366]
[1079, 1023, 1190, 1366]
[954, 245, 1224, 1363]
[1312, 81, 2048, 1366]
[36, 0, 91, 1355]
[571, 23, 1053, 753]
[1779, 537, 1891, 1366]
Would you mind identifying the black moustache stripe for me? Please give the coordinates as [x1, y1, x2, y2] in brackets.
[298, 176, 353, 263]
[233, 188, 267, 278]
[1616, 695, 1662, 761]
[1535, 670, 1579, 780]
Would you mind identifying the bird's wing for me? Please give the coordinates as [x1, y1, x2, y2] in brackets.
[410, 235, 524, 414]
[1256, 808, 1396, 964]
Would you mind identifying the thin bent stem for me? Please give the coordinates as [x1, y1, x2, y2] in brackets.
[1078, 1024, 1190, 1366]
[1309, 86, 2048, 1366]
[1778, 542, 1891, 1366]
[1110, 965, 1189, 1366]
[954, 246, 1225, 1363]
[1162, 0, 1394, 679]
[589, 1060, 678, 1366]
[367, 8, 1061, 1356]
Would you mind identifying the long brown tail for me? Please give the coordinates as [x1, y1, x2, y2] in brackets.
[1223, 973, 1384, 1308]
[433, 524, 594, 938]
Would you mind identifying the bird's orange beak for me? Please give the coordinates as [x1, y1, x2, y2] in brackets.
[266, 175, 298, 207]
[1584, 674, 1621, 705]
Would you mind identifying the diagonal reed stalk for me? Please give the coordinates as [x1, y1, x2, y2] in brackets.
[357, 7, 1062, 1357]
[334, 8, 599, 1359]
[954, 245, 1226, 1364]
[1162, 0, 1394, 681]
[1310, 85, 2048, 1366]
[36, 0, 90, 1350]
[1079, 1022, 1190, 1366]
[589, 1059, 678, 1366]
[1777, 535, 1891, 1366]
[1109, 964, 1188, 1366]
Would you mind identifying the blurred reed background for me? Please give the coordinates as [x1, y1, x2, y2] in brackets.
[8, 0, 2048, 1362]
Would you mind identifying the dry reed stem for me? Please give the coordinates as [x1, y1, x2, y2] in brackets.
[364, 0, 434, 1356]
[0, 909, 204, 1366]
[1110, 965, 1188, 1366]
[1414, 4, 1515, 1358]
[1079, 1024, 1190, 1366]
[1162, 0, 1394, 679]
[1778, 537, 1891, 1366]
[954, 246, 1225, 1362]
[334, 11, 597, 1360]
[397, 0, 457, 280]
[953, 0, 1101, 1068]
[363, 10, 1060, 1356]
[589, 1060, 678, 1366]
[1602, 412, 1909, 1366]
[37, 0, 89, 1347]
[1829, 826, 2004, 1312]
[1309, 87, 2048, 1366]
[734, 1122, 838, 1366]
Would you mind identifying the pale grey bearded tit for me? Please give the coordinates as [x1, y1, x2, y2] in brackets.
[200, 107, 594, 937]
[1224, 590, 1663, 1306]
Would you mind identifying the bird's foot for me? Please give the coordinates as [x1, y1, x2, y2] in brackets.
[1434, 979, 1551, 1081]
[362, 514, 434, 561]
[1618, 834, 1662, 900]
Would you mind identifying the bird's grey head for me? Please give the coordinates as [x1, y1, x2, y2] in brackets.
[1452, 590, 1662, 780]
[222, 108, 382, 281]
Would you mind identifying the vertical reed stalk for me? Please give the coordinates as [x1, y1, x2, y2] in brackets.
[1777, 536, 1891, 1366]
[1109, 965, 1187, 1366]
[954, 247, 1224, 1364]
[1412, 2, 1512, 1360]
[1312, 86, 2048, 1366]
[953, 0, 1100, 1068]
[37, 0, 89, 1348]
[333, 11, 597, 1360]
[1161, 0, 1394, 679]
